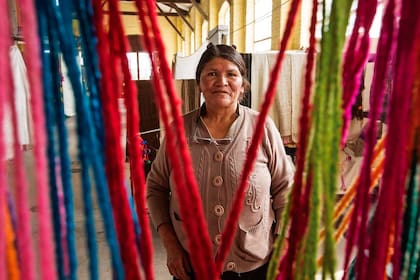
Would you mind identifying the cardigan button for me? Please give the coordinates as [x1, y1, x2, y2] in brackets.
[226, 261, 236, 271]
[214, 205, 225, 216]
[212, 176, 223, 187]
[214, 151, 224, 162]
[214, 234, 222, 245]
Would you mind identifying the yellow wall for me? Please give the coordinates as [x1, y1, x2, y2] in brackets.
[119, 10, 178, 67]
[119, 0, 306, 59]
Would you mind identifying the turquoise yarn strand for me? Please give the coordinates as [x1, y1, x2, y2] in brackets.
[401, 151, 420, 279]
[71, 0, 105, 151]
[35, 5, 66, 278]
[39, 0, 125, 279]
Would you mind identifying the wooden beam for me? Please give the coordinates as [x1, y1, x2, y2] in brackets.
[166, 3, 194, 32]
[156, 0, 192, 3]
[191, 0, 208, 21]
[120, 11, 179, 17]
[157, 6, 185, 40]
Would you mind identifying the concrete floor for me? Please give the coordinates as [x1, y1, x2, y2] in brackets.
[6, 115, 170, 279]
[8, 115, 348, 279]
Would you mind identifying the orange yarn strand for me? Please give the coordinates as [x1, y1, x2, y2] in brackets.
[4, 205, 20, 280]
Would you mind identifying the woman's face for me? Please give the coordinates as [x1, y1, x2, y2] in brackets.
[198, 57, 244, 110]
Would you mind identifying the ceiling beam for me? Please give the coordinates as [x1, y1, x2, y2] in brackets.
[119, 11, 180, 17]
[157, 5, 185, 40]
[166, 3, 194, 32]
[191, 0, 208, 21]
[156, 0, 192, 3]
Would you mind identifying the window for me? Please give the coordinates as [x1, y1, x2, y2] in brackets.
[254, 0, 272, 52]
[126, 52, 152, 80]
[202, 20, 208, 44]
[218, 1, 230, 45]
[314, 0, 384, 39]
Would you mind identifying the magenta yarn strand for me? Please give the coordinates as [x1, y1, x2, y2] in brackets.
[366, 0, 420, 278]
[351, 5, 398, 280]
[215, 0, 303, 275]
[341, 0, 378, 145]
[17, 0, 57, 278]
[135, 1, 215, 279]
[0, 2, 12, 279]
[341, 0, 398, 278]
[0, 3, 36, 280]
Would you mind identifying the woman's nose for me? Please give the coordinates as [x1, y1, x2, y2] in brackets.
[215, 74, 228, 85]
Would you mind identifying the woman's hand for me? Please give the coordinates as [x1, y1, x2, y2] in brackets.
[165, 241, 192, 279]
[158, 223, 192, 279]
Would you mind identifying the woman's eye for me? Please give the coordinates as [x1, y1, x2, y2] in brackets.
[207, 72, 216, 77]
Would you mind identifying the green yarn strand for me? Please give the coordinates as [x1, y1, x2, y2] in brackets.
[296, 0, 353, 279]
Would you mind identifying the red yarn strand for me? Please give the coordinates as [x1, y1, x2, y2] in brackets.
[278, 0, 318, 278]
[91, 1, 143, 279]
[215, 0, 303, 275]
[108, 0, 155, 277]
[135, 1, 216, 279]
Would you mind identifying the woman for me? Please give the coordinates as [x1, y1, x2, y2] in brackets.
[147, 43, 294, 280]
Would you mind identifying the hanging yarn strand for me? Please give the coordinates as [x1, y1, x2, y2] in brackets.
[40, 0, 126, 278]
[341, 0, 378, 145]
[288, 0, 353, 279]
[106, 0, 155, 277]
[3, 1, 420, 279]
[365, 0, 420, 279]
[16, 0, 57, 278]
[216, 0, 303, 276]
[0, 2, 13, 279]
[92, 1, 142, 278]
[400, 32, 420, 279]
[342, 0, 398, 278]
[135, 1, 216, 279]
[268, 0, 318, 278]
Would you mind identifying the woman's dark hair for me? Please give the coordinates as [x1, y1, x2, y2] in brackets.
[195, 43, 250, 94]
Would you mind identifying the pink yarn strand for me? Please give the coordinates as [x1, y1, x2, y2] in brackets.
[341, 0, 398, 278]
[367, 0, 420, 278]
[1, 3, 36, 280]
[17, 0, 57, 278]
[0, 1, 12, 278]
[341, 0, 378, 145]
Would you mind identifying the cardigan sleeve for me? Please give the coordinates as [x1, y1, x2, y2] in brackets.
[264, 118, 295, 234]
[146, 138, 172, 231]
